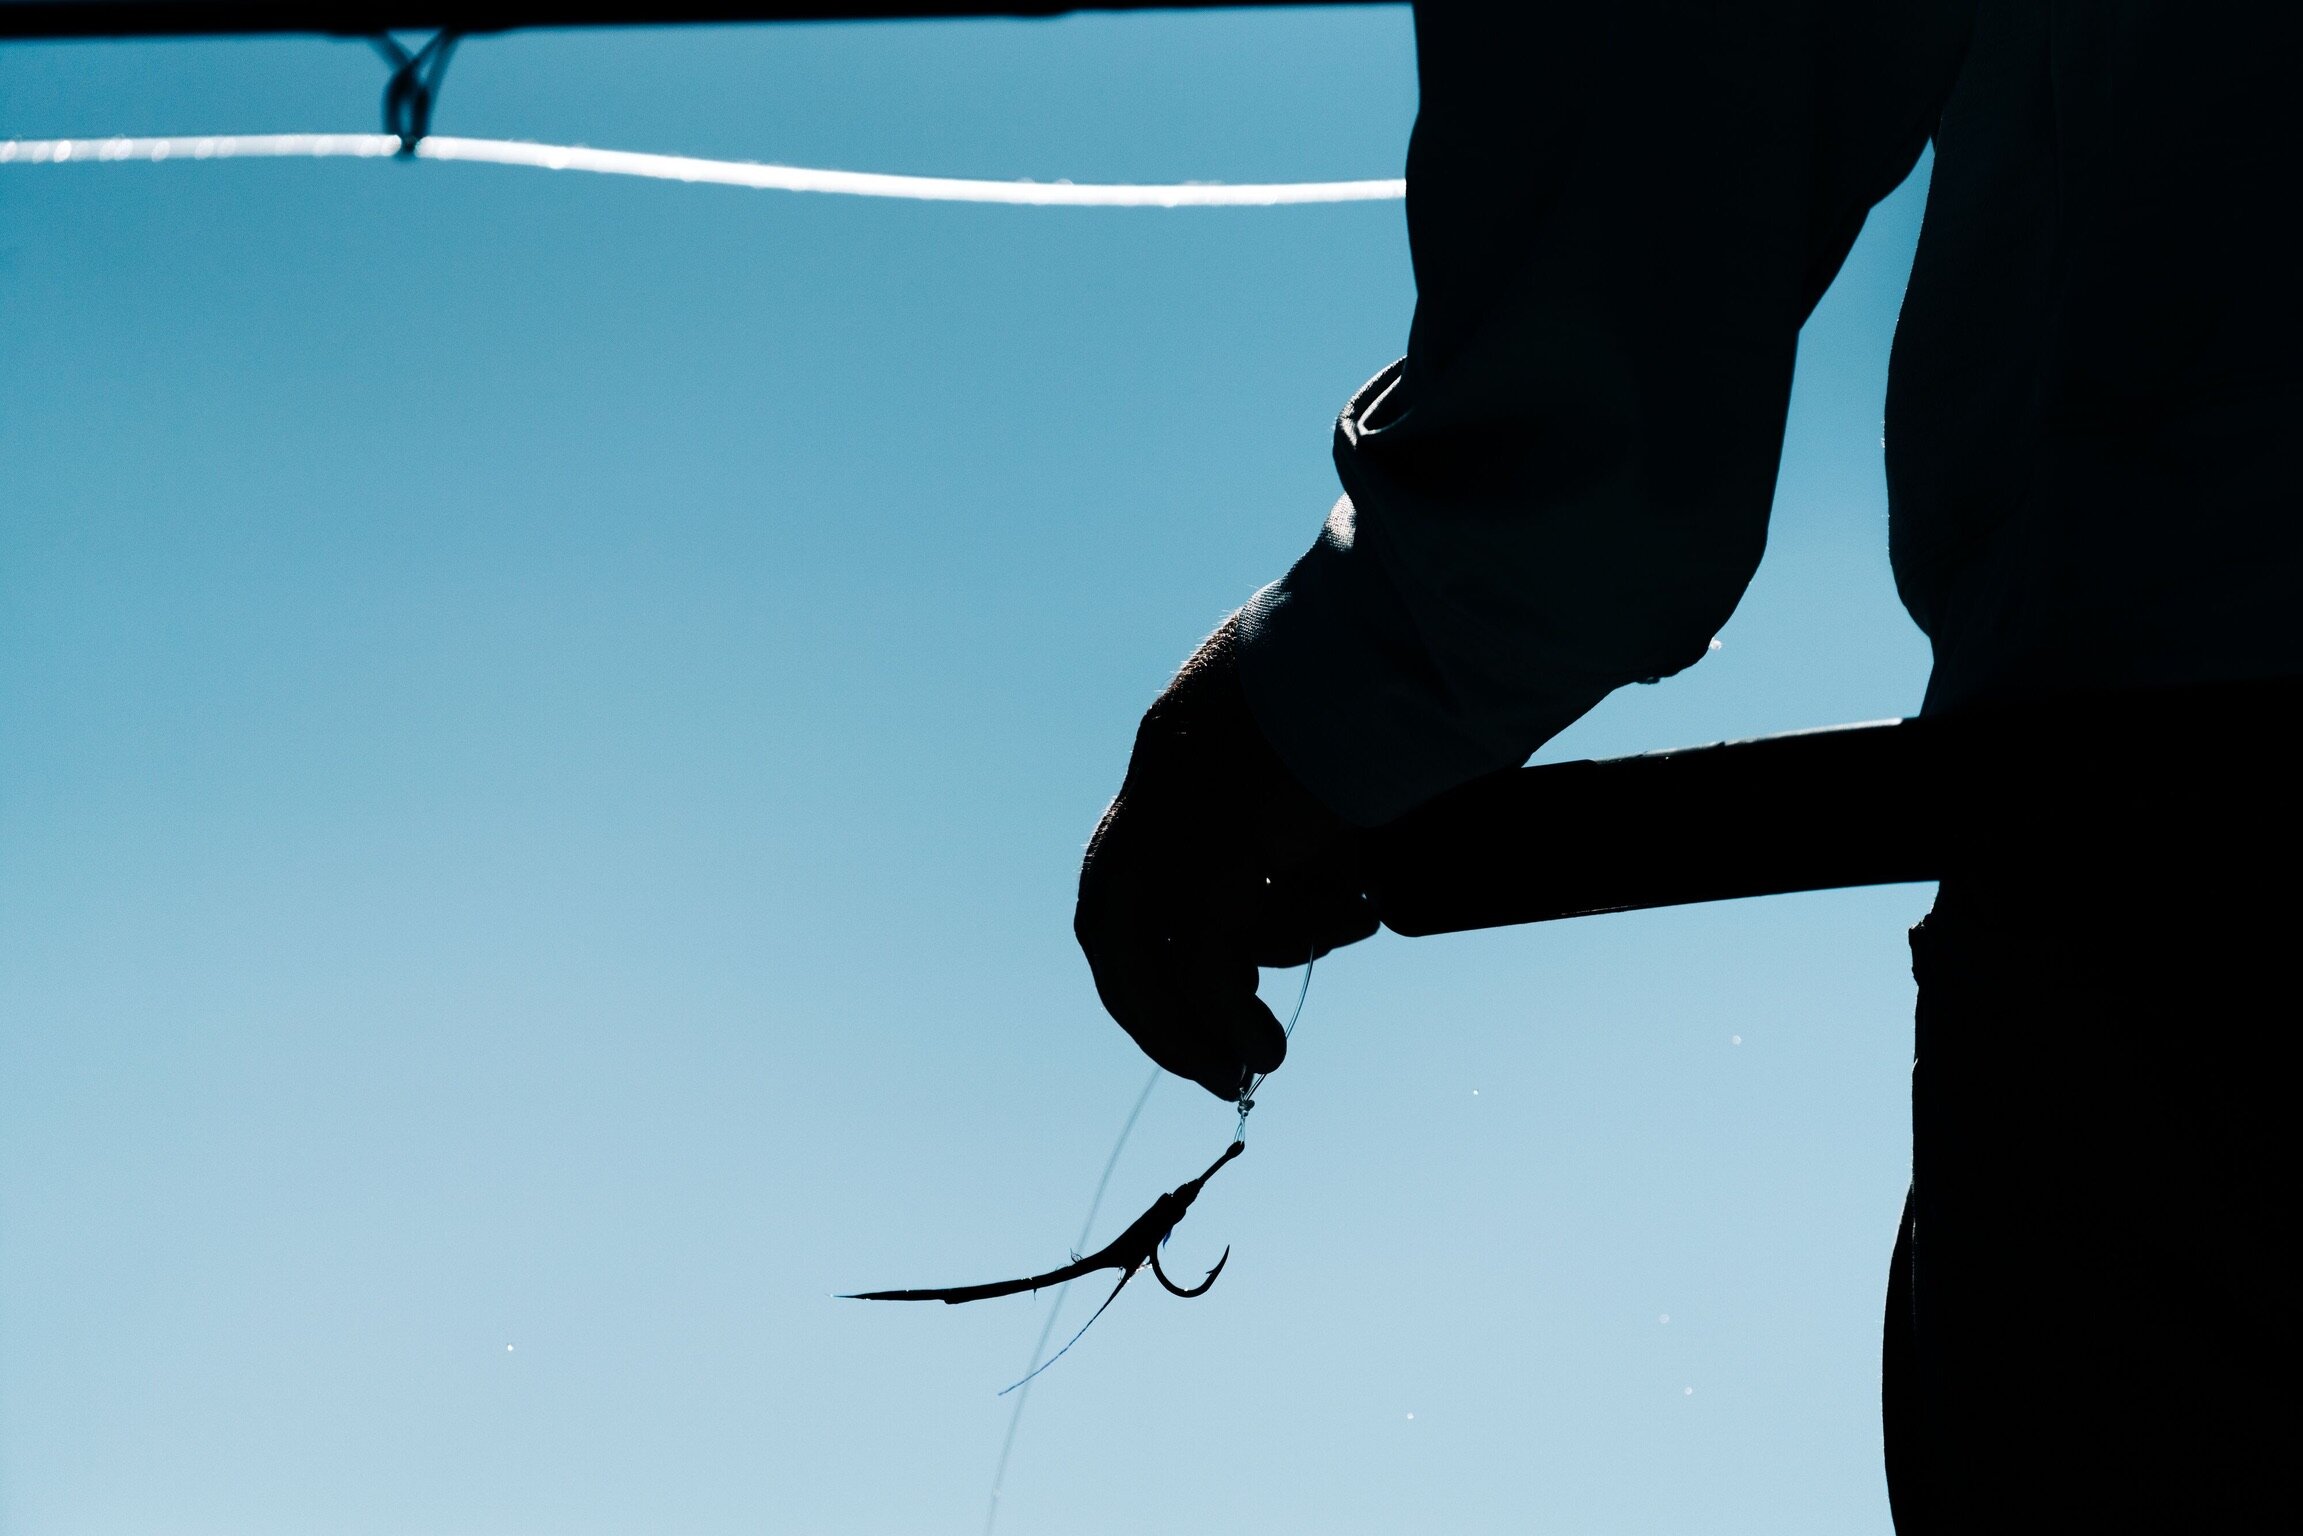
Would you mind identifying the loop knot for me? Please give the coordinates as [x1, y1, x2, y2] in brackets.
[372, 31, 460, 156]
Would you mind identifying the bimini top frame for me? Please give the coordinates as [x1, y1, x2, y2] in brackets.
[3, 0, 1380, 42]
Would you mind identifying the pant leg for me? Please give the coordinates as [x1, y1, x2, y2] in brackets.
[1891, 866, 2294, 1530]
[1881, 1188, 1928, 1534]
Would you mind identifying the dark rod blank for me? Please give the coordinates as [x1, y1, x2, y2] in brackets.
[1365, 676, 2303, 938]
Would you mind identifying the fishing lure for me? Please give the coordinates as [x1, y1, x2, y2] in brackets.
[849, 960, 1308, 1414]
[842, 1138, 1243, 1387]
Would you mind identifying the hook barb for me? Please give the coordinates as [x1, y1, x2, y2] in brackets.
[1150, 1241, 1229, 1298]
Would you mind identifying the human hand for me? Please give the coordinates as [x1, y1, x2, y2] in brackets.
[1075, 626, 1378, 1099]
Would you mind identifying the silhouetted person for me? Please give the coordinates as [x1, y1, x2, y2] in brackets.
[1077, 4, 2299, 1528]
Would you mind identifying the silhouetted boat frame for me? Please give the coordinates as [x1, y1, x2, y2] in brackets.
[6, 0, 1375, 41]
[1369, 676, 2300, 935]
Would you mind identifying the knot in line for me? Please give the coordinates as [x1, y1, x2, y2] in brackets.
[372, 31, 460, 156]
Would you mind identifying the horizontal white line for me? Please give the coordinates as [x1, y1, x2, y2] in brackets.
[0, 133, 1405, 207]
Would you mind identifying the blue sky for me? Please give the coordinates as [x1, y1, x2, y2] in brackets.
[2, 11, 1938, 1533]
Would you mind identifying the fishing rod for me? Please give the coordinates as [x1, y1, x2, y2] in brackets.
[1366, 675, 2303, 937]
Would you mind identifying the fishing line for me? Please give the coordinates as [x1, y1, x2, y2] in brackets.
[0, 134, 1406, 207]
[982, 953, 1316, 1532]
[982, 1066, 1156, 1536]
[1236, 948, 1317, 1140]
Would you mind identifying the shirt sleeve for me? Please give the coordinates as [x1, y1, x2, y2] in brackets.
[1232, 0, 1970, 826]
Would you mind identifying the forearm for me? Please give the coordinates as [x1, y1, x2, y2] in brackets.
[1236, 0, 1964, 826]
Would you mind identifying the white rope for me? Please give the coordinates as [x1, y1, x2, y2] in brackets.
[0, 133, 1405, 207]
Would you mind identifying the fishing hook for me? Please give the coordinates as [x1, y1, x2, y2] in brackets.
[1149, 1238, 1228, 1298]
[843, 1138, 1241, 1307]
